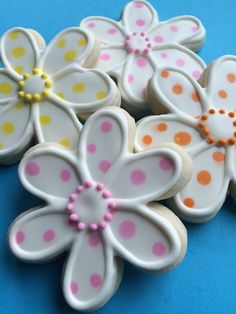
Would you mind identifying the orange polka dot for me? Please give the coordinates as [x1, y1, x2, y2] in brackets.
[183, 198, 195, 208]
[197, 170, 212, 185]
[156, 122, 167, 132]
[218, 90, 228, 99]
[213, 151, 225, 162]
[174, 131, 191, 146]
[143, 135, 153, 145]
[192, 91, 200, 102]
[227, 73, 236, 83]
[172, 84, 183, 95]
[161, 70, 169, 78]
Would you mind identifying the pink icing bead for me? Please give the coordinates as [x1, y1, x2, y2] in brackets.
[89, 234, 101, 247]
[60, 170, 71, 182]
[161, 52, 168, 58]
[135, 2, 144, 8]
[71, 281, 79, 295]
[136, 19, 145, 26]
[119, 220, 136, 239]
[70, 213, 79, 222]
[154, 36, 164, 43]
[100, 53, 111, 61]
[152, 241, 166, 256]
[191, 26, 198, 33]
[170, 25, 178, 32]
[136, 57, 148, 68]
[99, 221, 107, 229]
[87, 144, 96, 153]
[77, 185, 84, 193]
[90, 274, 102, 288]
[159, 158, 173, 171]
[176, 58, 185, 67]
[101, 121, 113, 133]
[25, 162, 40, 176]
[66, 203, 74, 212]
[99, 160, 111, 173]
[84, 180, 93, 188]
[192, 70, 201, 79]
[130, 169, 146, 185]
[108, 28, 117, 34]
[128, 75, 134, 83]
[87, 22, 95, 28]
[102, 190, 112, 199]
[104, 212, 113, 221]
[70, 194, 77, 201]
[96, 183, 104, 191]
[78, 222, 86, 231]
[108, 201, 117, 210]
[16, 231, 25, 244]
[43, 230, 55, 242]
[89, 224, 98, 231]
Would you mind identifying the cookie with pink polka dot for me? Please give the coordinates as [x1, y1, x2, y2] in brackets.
[9, 107, 190, 311]
[80, 0, 206, 114]
[135, 56, 236, 223]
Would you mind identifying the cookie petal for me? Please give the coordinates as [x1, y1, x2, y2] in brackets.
[63, 232, 119, 311]
[108, 205, 181, 271]
[41, 27, 95, 75]
[149, 16, 205, 51]
[52, 64, 119, 113]
[19, 146, 80, 201]
[135, 114, 203, 153]
[0, 27, 41, 79]
[107, 147, 183, 202]
[149, 67, 206, 116]
[0, 69, 18, 103]
[173, 146, 229, 222]
[122, 1, 157, 33]
[96, 47, 127, 73]
[32, 100, 82, 151]
[81, 17, 125, 45]
[9, 206, 75, 261]
[78, 107, 130, 183]
[206, 56, 236, 112]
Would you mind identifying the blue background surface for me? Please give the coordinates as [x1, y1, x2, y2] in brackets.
[1, 0, 236, 313]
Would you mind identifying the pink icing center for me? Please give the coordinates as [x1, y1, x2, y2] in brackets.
[124, 32, 152, 55]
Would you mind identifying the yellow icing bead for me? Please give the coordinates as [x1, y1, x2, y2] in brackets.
[78, 38, 87, 46]
[0, 142, 3, 149]
[15, 102, 23, 110]
[41, 73, 48, 79]
[96, 91, 107, 100]
[45, 81, 52, 88]
[11, 47, 25, 58]
[33, 94, 41, 102]
[64, 50, 77, 61]
[57, 38, 66, 48]
[2, 122, 15, 134]
[25, 93, 32, 101]
[56, 92, 65, 99]
[14, 66, 23, 74]
[59, 139, 71, 147]
[18, 80, 24, 88]
[73, 83, 85, 93]
[0, 82, 13, 95]
[18, 91, 25, 98]
[33, 68, 40, 75]
[40, 115, 52, 125]
[8, 31, 20, 40]
[42, 90, 50, 97]
[23, 73, 30, 80]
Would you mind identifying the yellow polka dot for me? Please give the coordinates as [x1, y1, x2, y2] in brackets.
[2, 122, 15, 134]
[14, 65, 24, 74]
[8, 31, 20, 40]
[96, 91, 107, 100]
[0, 82, 13, 95]
[40, 115, 52, 125]
[56, 92, 65, 99]
[11, 47, 26, 58]
[64, 50, 77, 61]
[0, 142, 3, 149]
[73, 83, 85, 93]
[15, 102, 23, 110]
[78, 38, 87, 46]
[57, 38, 66, 48]
[59, 139, 71, 147]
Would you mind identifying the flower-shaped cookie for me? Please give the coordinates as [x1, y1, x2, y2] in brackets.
[9, 107, 189, 311]
[0, 27, 119, 164]
[81, 0, 205, 113]
[135, 56, 236, 222]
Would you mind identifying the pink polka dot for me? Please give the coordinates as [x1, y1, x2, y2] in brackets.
[176, 58, 185, 67]
[119, 220, 136, 239]
[135, 2, 144, 8]
[192, 70, 201, 79]
[60, 169, 71, 182]
[152, 241, 166, 256]
[87, 22, 95, 28]
[43, 230, 55, 242]
[108, 28, 117, 34]
[136, 57, 148, 68]
[100, 53, 111, 61]
[160, 52, 168, 59]
[25, 162, 40, 176]
[89, 234, 101, 247]
[16, 231, 25, 244]
[159, 158, 173, 171]
[154, 36, 164, 44]
[130, 169, 146, 185]
[170, 25, 178, 32]
[128, 75, 134, 83]
[136, 19, 145, 26]
[191, 26, 198, 33]
[99, 160, 111, 173]
[101, 121, 112, 133]
[87, 144, 96, 153]
[90, 273, 102, 288]
[70, 281, 79, 295]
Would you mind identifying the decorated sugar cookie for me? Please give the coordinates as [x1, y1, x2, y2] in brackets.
[80, 0, 206, 113]
[0, 27, 120, 164]
[135, 56, 236, 222]
[9, 107, 190, 311]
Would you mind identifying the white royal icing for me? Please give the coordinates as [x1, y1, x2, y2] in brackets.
[80, 0, 206, 112]
[9, 107, 185, 311]
[0, 27, 119, 164]
[135, 56, 236, 222]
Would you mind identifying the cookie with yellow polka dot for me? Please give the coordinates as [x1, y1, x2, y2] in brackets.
[135, 56, 236, 223]
[0, 27, 120, 164]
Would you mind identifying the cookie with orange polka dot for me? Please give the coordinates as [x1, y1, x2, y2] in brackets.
[0, 27, 120, 164]
[135, 56, 236, 223]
